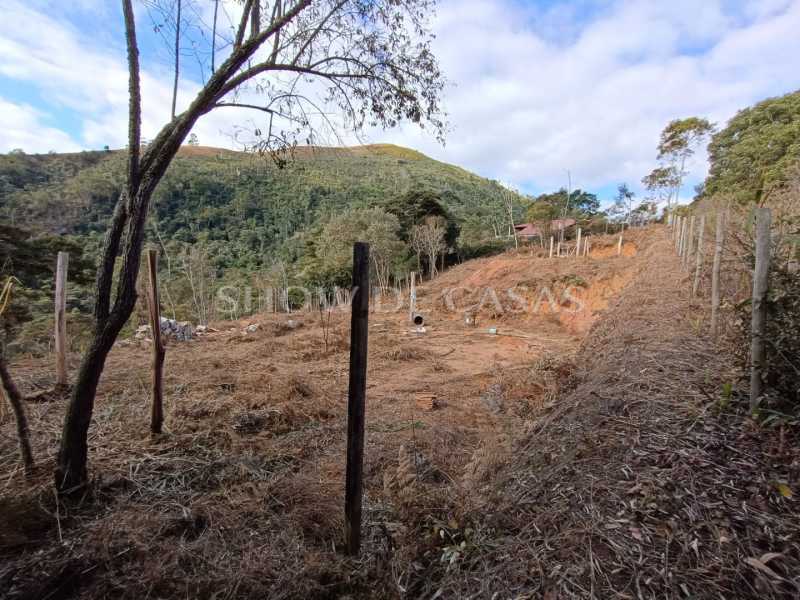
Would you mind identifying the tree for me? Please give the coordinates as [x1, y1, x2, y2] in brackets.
[706, 90, 800, 204]
[302, 208, 405, 289]
[411, 216, 446, 280]
[55, 0, 446, 492]
[0, 278, 34, 475]
[610, 183, 636, 225]
[642, 165, 679, 207]
[529, 188, 599, 219]
[656, 117, 714, 206]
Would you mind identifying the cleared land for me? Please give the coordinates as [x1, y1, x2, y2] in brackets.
[2, 227, 798, 599]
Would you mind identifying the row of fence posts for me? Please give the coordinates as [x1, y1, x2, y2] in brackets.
[546, 227, 624, 259]
[667, 208, 772, 411]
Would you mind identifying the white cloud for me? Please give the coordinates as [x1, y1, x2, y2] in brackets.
[1, 0, 799, 203]
[374, 0, 800, 198]
[0, 98, 80, 153]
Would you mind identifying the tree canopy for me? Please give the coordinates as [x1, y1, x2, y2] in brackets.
[706, 89, 800, 203]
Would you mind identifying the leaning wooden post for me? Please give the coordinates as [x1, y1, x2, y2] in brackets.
[408, 271, 417, 323]
[548, 236, 554, 259]
[710, 211, 726, 340]
[750, 208, 771, 411]
[54, 251, 69, 389]
[575, 227, 582, 259]
[146, 249, 165, 435]
[692, 215, 706, 297]
[345, 242, 370, 556]
[617, 234, 623, 256]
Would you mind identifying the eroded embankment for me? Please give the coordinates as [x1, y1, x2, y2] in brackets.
[407, 231, 800, 599]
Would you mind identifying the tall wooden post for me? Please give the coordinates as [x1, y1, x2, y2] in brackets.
[673, 216, 680, 248]
[575, 227, 582, 259]
[684, 216, 695, 269]
[548, 236, 554, 259]
[750, 208, 771, 411]
[54, 251, 69, 389]
[692, 215, 706, 297]
[345, 242, 370, 556]
[617, 234, 623, 256]
[710, 211, 725, 340]
[146, 249, 165, 434]
[408, 271, 417, 323]
[344, 242, 369, 555]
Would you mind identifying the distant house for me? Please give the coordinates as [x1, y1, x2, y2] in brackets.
[514, 218, 576, 240]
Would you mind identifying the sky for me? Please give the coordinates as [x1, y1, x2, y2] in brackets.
[1, 0, 799, 204]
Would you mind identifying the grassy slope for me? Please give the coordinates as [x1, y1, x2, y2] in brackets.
[0, 144, 510, 242]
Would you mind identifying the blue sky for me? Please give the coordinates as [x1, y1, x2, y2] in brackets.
[1, 0, 800, 206]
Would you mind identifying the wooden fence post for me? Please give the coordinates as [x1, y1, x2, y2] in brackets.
[673, 216, 681, 249]
[678, 217, 689, 264]
[345, 242, 370, 556]
[684, 216, 695, 269]
[750, 208, 771, 411]
[576, 227, 582, 259]
[408, 271, 416, 323]
[617, 234, 623, 256]
[146, 249, 165, 434]
[549, 236, 553, 259]
[54, 251, 69, 389]
[710, 211, 726, 340]
[692, 215, 705, 297]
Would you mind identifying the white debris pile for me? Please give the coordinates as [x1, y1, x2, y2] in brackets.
[133, 318, 194, 341]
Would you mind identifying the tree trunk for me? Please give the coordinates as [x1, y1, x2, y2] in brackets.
[0, 353, 34, 475]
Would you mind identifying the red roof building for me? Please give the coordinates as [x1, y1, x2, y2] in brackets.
[514, 218, 576, 239]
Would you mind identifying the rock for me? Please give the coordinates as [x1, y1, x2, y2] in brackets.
[286, 319, 300, 330]
[244, 323, 260, 333]
[158, 317, 194, 341]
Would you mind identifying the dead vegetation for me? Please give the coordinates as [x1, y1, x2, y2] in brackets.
[1, 227, 797, 598]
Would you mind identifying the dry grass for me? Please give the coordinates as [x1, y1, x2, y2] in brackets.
[2, 227, 797, 598]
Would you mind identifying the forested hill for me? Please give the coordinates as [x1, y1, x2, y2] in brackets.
[0, 143, 513, 256]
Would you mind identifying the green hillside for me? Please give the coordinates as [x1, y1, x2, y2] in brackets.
[1, 143, 513, 251]
[0, 143, 520, 349]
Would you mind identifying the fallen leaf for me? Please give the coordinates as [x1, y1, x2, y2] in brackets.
[744, 557, 785, 582]
[775, 483, 793, 498]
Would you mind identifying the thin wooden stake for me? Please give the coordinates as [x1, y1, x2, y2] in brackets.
[408, 271, 416, 323]
[54, 251, 69, 389]
[692, 215, 705, 297]
[750, 208, 771, 411]
[710, 211, 726, 340]
[345, 242, 370, 556]
[549, 236, 554, 259]
[146, 249, 165, 434]
[617, 234, 623, 256]
[576, 227, 582, 260]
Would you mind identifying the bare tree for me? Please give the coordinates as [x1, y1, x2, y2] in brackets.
[504, 190, 518, 250]
[411, 216, 446, 280]
[0, 278, 33, 475]
[55, 0, 446, 492]
[180, 242, 215, 325]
